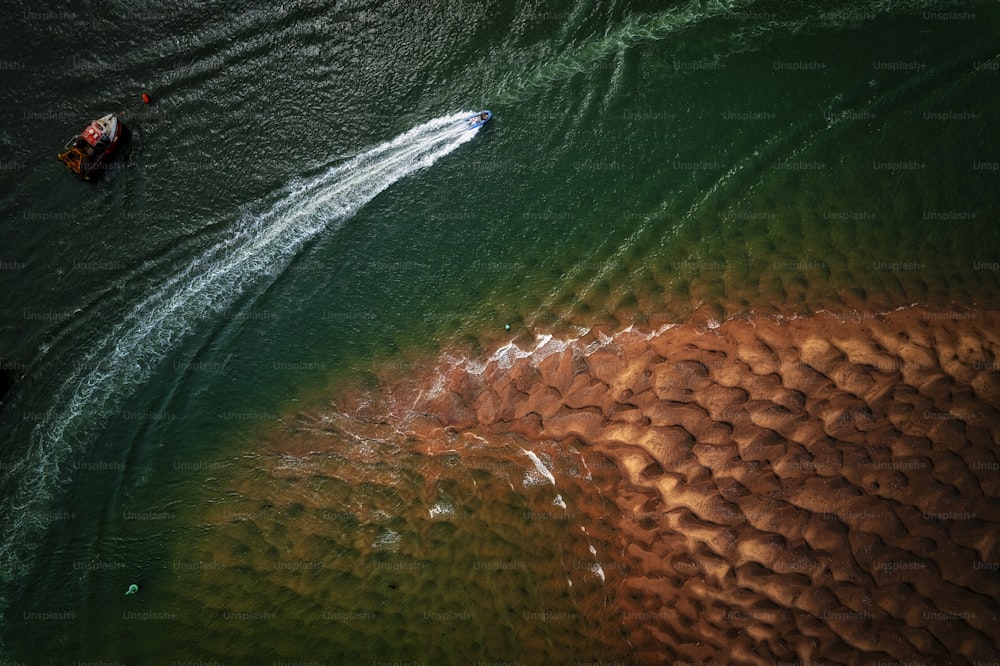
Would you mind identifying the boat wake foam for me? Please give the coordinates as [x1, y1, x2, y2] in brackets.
[0, 111, 481, 588]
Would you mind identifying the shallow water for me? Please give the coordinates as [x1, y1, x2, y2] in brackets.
[0, 0, 998, 662]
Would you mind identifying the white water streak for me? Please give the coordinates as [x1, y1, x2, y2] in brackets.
[0, 112, 480, 569]
[522, 449, 557, 487]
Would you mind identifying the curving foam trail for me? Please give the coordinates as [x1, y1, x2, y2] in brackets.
[0, 111, 481, 577]
[496, 0, 756, 101]
[498, 0, 949, 103]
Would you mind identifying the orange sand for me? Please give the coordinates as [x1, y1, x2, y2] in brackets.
[302, 307, 1000, 664]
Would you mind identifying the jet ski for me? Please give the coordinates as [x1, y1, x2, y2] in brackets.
[465, 110, 492, 130]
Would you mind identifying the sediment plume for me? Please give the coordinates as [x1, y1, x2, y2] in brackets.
[338, 307, 1000, 664]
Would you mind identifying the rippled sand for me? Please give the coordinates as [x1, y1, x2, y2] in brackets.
[164, 307, 1000, 664]
[163, 404, 634, 662]
[325, 307, 1000, 664]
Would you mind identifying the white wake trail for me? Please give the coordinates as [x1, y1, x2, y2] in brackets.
[0, 111, 481, 572]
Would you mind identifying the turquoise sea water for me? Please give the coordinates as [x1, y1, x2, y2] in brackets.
[1, 0, 998, 662]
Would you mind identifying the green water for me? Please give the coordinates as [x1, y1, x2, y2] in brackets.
[1, 0, 998, 662]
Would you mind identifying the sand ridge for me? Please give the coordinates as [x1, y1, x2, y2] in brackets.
[365, 307, 1000, 664]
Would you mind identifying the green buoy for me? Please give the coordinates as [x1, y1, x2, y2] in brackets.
[504, 324, 511, 331]
[126, 584, 139, 596]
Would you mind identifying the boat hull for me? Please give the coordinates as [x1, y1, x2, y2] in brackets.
[464, 110, 492, 130]
[57, 113, 126, 181]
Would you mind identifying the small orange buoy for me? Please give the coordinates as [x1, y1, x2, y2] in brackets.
[141, 93, 151, 104]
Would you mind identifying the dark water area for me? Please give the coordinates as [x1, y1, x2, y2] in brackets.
[0, 0, 998, 663]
